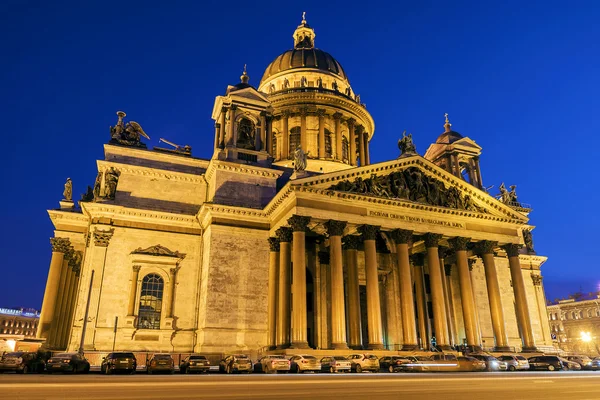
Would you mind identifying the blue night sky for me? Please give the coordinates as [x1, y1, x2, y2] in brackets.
[1, 0, 598, 309]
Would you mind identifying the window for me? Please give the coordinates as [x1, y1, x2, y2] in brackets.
[324, 129, 332, 158]
[342, 137, 349, 161]
[289, 127, 301, 158]
[138, 274, 164, 330]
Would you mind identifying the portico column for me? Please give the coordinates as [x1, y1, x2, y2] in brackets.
[276, 227, 292, 348]
[504, 244, 537, 351]
[438, 247, 457, 346]
[228, 105, 237, 146]
[289, 215, 311, 349]
[411, 254, 428, 349]
[127, 265, 142, 316]
[219, 107, 227, 148]
[214, 123, 220, 149]
[343, 235, 362, 349]
[358, 224, 384, 350]
[348, 119, 356, 166]
[391, 229, 418, 350]
[282, 112, 290, 159]
[267, 238, 280, 350]
[424, 234, 450, 350]
[38, 237, 71, 339]
[49, 256, 71, 347]
[475, 241, 510, 351]
[60, 264, 79, 349]
[450, 237, 481, 349]
[325, 220, 348, 349]
[318, 110, 326, 158]
[357, 125, 366, 166]
[334, 113, 343, 160]
[260, 112, 267, 152]
[300, 108, 307, 151]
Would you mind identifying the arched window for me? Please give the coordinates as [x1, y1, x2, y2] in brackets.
[237, 118, 256, 150]
[324, 129, 332, 158]
[342, 137, 349, 161]
[580, 310, 584, 319]
[588, 309, 593, 318]
[138, 274, 164, 330]
[571, 311, 576, 320]
[289, 127, 301, 158]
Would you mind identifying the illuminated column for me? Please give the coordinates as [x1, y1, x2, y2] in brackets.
[266, 115, 273, 156]
[475, 240, 510, 351]
[276, 227, 292, 348]
[219, 107, 226, 148]
[438, 247, 457, 346]
[365, 132, 370, 165]
[348, 119, 356, 166]
[228, 105, 237, 146]
[318, 110, 325, 158]
[282, 111, 290, 159]
[60, 264, 80, 349]
[450, 237, 480, 349]
[49, 256, 71, 347]
[267, 238, 280, 350]
[127, 265, 142, 316]
[214, 123, 220, 149]
[411, 253, 428, 349]
[260, 112, 267, 151]
[358, 224, 384, 350]
[424, 233, 450, 350]
[357, 125, 366, 166]
[289, 215, 311, 349]
[300, 108, 307, 151]
[504, 244, 537, 351]
[334, 113, 342, 160]
[392, 229, 418, 350]
[325, 220, 348, 349]
[38, 237, 71, 339]
[343, 235, 362, 349]
[443, 263, 459, 346]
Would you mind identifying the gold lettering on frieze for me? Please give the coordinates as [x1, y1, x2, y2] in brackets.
[368, 211, 465, 229]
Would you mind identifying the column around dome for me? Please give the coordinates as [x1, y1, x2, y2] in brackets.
[347, 119, 356, 166]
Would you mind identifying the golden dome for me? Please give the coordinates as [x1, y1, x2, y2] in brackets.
[259, 48, 348, 85]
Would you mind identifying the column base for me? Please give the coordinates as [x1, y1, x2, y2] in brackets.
[521, 346, 538, 353]
[368, 343, 384, 350]
[493, 346, 512, 352]
[275, 344, 290, 350]
[290, 341, 310, 349]
[401, 344, 419, 351]
[438, 344, 453, 351]
[331, 342, 349, 350]
[349, 344, 363, 350]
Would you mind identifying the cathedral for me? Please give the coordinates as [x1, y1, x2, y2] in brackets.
[39, 16, 553, 355]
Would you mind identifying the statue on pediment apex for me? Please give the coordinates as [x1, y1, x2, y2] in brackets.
[63, 178, 72, 201]
[109, 111, 150, 148]
[398, 130, 417, 156]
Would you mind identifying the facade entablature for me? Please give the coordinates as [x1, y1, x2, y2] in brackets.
[197, 203, 269, 231]
[48, 209, 89, 233]
[104, 144, 209, 175]
[97, 160, 206, 184]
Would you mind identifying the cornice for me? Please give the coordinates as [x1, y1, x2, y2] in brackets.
[48, 210, 89, 224]
[81, 202, 198, 227]
[204, 159, 283, 183]
[103, 144, 210, 169]
[97, 160, 205, 183]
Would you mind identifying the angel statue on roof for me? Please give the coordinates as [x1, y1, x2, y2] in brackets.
[110, 111, 150, 148]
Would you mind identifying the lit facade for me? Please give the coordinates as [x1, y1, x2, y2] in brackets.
[548, 297, 600, 354]
[39, 17, 553, 354]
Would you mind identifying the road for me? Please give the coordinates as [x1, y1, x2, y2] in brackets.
[1, 371, 599, 400]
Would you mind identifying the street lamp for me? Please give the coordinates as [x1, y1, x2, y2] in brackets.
[581, 331, 592, 342]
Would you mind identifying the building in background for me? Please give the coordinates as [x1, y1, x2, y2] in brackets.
[0, 307, 40, 352]
[38, 16, 552, 355]
[548, 294, 600, 355]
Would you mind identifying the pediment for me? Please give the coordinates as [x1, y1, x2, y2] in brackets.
[290, 155, 528, 222]
[131, 244, 186, 259]
[228, 87, 271, 105]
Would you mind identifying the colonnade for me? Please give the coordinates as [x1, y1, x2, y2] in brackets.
[267, 216, 538, 352]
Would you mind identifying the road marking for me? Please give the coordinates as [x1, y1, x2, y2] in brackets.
[533, 380, 554, 383]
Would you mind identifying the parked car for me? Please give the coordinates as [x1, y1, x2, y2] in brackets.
[348, 354, 379, 373]
[565, 355, 597, 370]
[527, 356, 564, 371]
[253, 355, 290, 374]
[289, 355, 321, 373]
[0, 351, 45, 374]
[470, 354, 507, 371]
[146, 354, 174, 374]
[399, 356, 434, 372]
[456, 356, 487, 372]
[179, 354, 210, 374]
[100, 352, 137, 375]
[430, 354, 458, 362]
[497, 355, 530, 371]
[320, 356, 351, 373]
[45, 353, 90, 374]
[559, 357, 582, 371]
[219, 354, 253, 374]
[379, 356, 410, 373]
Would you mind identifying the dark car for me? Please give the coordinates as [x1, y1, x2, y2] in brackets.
[379, 356, 410, 373]
[219, 354, 252, 374]
[101, 352, 137, 374]
[45, 353, 90, 374]
[565, 355, 598, 370]
[0, 351, 45, 374]
[527, 356, 564, 371]
[180, 355, 211, 374]
[559, 357, 582, 371]
[147, 354, 174, 374]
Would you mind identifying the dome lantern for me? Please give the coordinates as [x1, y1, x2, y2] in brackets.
[293, 12, 315, 49]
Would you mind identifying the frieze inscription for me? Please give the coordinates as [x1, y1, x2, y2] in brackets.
[368, 210, 465, 229]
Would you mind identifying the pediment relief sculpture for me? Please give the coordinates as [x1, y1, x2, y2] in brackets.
[327, 166, 487, 213]
[131, 244, 186, 259]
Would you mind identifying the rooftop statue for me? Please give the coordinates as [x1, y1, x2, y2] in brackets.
[398, 130, 417, 156]
[294, 145, 307, 172]
[498, 182, 510, 204]
[109, 111, 150, 148]
[63, 178, 73, 201]
[104, 167, 121, 200]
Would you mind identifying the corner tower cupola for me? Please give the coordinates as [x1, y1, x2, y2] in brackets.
[424, 114, 484, 189]
[294, 12, 315, 49]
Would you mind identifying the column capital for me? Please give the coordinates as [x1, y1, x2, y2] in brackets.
[317, 109, 326, 117]
[438, 246, 450, 259]
[288, 215, 311, 232]
[325, 220, 347, 237]
[531, 273, 542, 286]
[221, 106, 228, 113]
[356, 125, 365, 134]
[67, 251, 82, 271]
[333, 112, 343, 120]
[299, 107, 308, 116]
[132, 265, 142, 272]
[410, 253, 425, 266]
[93, 228, 115, 247]
[169, 266, 180, 276]
[391, 229, 413, 244]
[424, 233, 443, 248]
[342, 235, 361, 250]
[230, 104, 238, 111]
[346, 118, 356, 127]
[358, 224, 380, 241]
[268, 237, 280, 252]
[449, 236, 471, 251]
[50, 237, 71, 253]
[502, 243, 522, 257]
[474, 240, 498, 255]
[318, 251, 330, 265]
[276, 227, 293, 243]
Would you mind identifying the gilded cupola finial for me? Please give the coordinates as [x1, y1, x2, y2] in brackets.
[240, 64, 249, 84]
[302, 11, 306, 24]
[444, 113, 452, 133]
